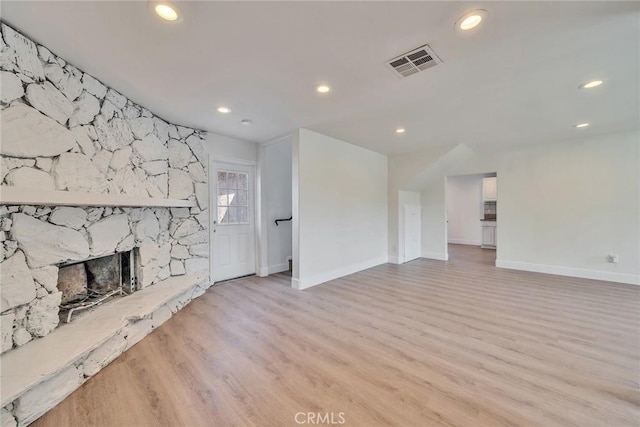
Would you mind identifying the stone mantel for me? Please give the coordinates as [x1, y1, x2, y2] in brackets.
[0, 186, 198, 208]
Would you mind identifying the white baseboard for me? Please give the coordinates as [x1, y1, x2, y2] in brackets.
[295, 256, 388, 290]
[257, 266, 269, 277]
[388, 255, 401, 264]
[421, 251, 449, 261]
[448, 239, 481, 246]
[495, 259, 640, 286]
[268, 263, 289, 275]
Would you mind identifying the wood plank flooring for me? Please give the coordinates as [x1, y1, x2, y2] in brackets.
[33, 245, 640, 426]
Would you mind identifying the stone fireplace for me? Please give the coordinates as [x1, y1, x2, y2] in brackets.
[0, 22, 212, 426]
[0, 20, 212, 354]
[57, 249, 138, 323]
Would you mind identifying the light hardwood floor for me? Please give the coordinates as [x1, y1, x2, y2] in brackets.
[33, 245, 639, 426]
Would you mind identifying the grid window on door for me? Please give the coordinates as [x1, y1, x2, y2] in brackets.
[217, 170, 249, 225]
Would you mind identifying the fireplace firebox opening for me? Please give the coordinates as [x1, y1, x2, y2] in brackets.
[57, 249, 139, 323]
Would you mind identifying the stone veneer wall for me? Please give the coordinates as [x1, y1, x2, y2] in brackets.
[0, 21, 210, 356]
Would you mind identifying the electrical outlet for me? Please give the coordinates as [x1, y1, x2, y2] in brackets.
[607, 254, 619, 264]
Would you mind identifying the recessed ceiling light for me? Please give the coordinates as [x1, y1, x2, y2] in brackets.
[395, 128, 406, 134]
[240, 119, 253, 126]
[579, 80, 604, 89]
[456, 10, 487, 31]
[574, 123, 590, 128]
[153, 2, 180, 21]
[315, 84, 331, 94]
[216, 107, 231, 114]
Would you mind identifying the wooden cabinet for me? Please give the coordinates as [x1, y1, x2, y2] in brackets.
[483, 177, 497, 201]
[481, 223, 497, 249]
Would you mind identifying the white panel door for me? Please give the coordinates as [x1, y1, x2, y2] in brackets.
[403, 205, 421, 263]
[212, 162, 256, 282]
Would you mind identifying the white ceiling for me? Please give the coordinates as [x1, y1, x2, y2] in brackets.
[2, 1, 639, 155]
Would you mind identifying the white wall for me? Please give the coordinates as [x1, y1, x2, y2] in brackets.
[495, 132, 639, 284]
[293, 129, 388, 289]
[205, 132, 258, 163]
[446, 174, 484, 246]
[389, 130, 640, 285]
[261, 136, 293, 274]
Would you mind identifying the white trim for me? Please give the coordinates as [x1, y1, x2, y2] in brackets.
[210, 156, 257, 166]
[291, 131, 300, 287]
[495, 259, 640, 286]
[295, 257, 388, 290]
[208, 156, 216, 283]
[447, 239, 481, 246]
[421, 251, 449, 261]
[256, 145, 269, 280]
[397, 196, 405, 264]
[268, 263, 289, 275]
[251, 160, 260, 279]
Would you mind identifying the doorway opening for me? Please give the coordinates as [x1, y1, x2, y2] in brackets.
[259, 136, 294, 286]
[445, 172, 497, 262]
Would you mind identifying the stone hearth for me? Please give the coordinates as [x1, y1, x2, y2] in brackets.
[1, 274, 208, 426]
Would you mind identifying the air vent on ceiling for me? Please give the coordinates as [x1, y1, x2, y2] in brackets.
[386, 44, 442, 78]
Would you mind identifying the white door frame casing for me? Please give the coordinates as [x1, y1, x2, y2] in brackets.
[291, 132, 301, 289]
[209, 157, 259, 283]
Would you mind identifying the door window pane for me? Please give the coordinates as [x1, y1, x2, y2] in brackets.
[227, 207, 238, 223]
[217, 190, 228, 207]
[238, 206, 248, 223]
[238, 190, 248, 206]
[216, 170, 249, 225]
[217, 207, 228, 224]
[229, 192, 239, 206]
[238, 173, 248, 190]
[217, 172, 227, 189]
[227, 172, 238, 189]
